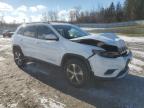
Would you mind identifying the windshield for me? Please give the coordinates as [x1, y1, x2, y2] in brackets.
[53, 25, 89, 39]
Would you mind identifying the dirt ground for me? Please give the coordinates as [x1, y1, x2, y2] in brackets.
[0, 36, 144, 108]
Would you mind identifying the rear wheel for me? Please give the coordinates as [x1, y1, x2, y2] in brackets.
[64, 59, 90, 87]
[13, 48, 26, 68]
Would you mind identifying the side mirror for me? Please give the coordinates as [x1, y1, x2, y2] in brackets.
[44, 34, 58, 41]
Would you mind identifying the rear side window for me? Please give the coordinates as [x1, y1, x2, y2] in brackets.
[37, 26, 55, 39]
[23, 26, 37, 38]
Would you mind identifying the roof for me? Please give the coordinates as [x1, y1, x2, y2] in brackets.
[25, 22, 71, 25]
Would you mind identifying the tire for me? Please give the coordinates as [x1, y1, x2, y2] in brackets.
[64, 59, 91, 87]
[13, 48, 26, 68]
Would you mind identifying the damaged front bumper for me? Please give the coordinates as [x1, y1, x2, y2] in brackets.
[88, 51, 132, 79]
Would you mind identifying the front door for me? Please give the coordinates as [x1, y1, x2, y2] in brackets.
[35, 25, 63, 65]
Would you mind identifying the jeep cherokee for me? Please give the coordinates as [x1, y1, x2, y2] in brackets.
[12, 22, 132, 87]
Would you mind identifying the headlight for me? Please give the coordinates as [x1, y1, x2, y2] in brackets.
[98, 51, 120, 58]
[97, 42, 105, 47]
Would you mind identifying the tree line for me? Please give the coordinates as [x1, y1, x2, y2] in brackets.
[76, 0, 144, 23]
[0, 0, 144, 24]
[41, 0, 144, 23]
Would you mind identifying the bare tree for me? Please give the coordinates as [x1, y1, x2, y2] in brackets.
[74, 6, 81, 21]
[41, 12, 49, 22]
[69, 10, 76, 22]
[41, 10, 58, 22]
[48, 10, 58, 21]
[0, 15, 5, 27]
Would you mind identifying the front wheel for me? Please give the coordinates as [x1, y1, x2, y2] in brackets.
[64, 59, 90, 87]
[13, 48, 26, 68]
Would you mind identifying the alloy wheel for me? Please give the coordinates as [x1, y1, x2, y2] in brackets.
[14, 51, 23, 66]
[66, 64, 84, 85]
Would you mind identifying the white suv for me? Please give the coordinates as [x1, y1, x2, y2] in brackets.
[12, 22, 132, 87]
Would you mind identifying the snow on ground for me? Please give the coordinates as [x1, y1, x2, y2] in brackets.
[81, 27, 144, 42]
[129, 64, 143, 72]
[38, 94, 66, 108]
[0, 57, 5, 61]
[38, 97, 66, 108]
[8, 103, 18, 108]
[0, 104, 5, 108]
[120, 35, 144, 42]
[48, 98, 66, 108]
[0, 38, 11, 52]
[0, 38, 11, 43]
[0, 36, 144, 108]
[132, 50, 144, 58]
[131, 58, 144, 67]
[0, 45, 11, 52]
[30, 88, 66, 108]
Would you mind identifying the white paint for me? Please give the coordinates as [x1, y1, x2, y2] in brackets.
[13, 26, 133, 78]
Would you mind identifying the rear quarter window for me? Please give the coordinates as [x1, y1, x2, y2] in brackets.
[17, 27, 24, 35]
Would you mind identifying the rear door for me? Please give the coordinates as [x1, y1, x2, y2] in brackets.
[20, 25, 38, 58]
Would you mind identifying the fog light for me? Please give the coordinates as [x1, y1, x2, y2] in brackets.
[104, 69, 117, 75]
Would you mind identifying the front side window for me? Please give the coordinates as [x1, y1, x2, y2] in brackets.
[37, 26, 56, 40]
[53, 25, 89, 39]
[23, 26, 36, 38]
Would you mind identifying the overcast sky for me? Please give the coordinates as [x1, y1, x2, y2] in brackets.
[0, 0, 125, 23]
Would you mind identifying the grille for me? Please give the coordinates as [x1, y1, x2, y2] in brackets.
[119, 46, 127, 55]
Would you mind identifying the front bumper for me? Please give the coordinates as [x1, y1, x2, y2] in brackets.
[89, 51, 132, 79]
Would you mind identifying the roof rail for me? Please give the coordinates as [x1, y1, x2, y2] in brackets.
[25, 21, 50, 24]
[23, 21, 69, 25]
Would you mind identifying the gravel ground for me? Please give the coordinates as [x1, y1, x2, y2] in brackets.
[0, 36, 144, 108]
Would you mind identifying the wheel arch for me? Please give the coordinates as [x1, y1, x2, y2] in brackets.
[61, 53, 92, 72]
[13, 45, 22, 53]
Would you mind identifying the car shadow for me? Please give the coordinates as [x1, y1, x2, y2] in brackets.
[22, 61, 144, 108]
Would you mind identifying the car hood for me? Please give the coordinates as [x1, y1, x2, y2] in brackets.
[71, 33, 126, 49]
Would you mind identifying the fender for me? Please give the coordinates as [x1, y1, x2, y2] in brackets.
[61, 53, 92, 72]
[12, 44, 22, 52]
